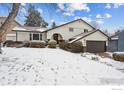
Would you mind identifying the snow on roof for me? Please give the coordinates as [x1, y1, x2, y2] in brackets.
[111, 37, 118, 40]
[6, 34, 16, 37]
[12, 26, 47, 33]
[13, 27, 29, 31]
[114, 52, 124, 54]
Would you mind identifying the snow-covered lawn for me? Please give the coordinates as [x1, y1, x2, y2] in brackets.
[0, 48, 124, 85]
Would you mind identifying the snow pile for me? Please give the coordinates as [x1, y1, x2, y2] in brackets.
[0, 48, 124, 85]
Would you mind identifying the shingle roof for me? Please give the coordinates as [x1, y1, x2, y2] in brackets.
[12, 26, 47, 33]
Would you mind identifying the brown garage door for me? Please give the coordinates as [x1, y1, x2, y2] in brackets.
[86, 41, 106, 53]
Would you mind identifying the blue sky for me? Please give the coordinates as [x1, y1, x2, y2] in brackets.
[0, 3, 124, 33]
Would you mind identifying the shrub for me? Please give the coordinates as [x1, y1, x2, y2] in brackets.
[59, 40, 70, 50]
[113, 53, 124, 62]
[13, 41, 23, 48]
[30, 41, 46, 48]
[68, 41, 83, 53]
[3, 40, 14, 47]
[23, 42, 30, 47]
[48, 40, 57, 48]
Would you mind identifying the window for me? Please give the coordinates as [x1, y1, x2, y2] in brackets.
[33, 33, 39, 40]
[30, 33, 42, 40]
[84, 29, 88, 33]
[40, 34, 42, 40]
[30, 33, 32, 40]
[69, 27, 74, 32]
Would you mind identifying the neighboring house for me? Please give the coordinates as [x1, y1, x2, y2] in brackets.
[108, 30, 124, 52]
[118, 30, 124, 51]
[0, 16, 21, 42]
[69, 29, 109, 53]
[107, 33, 118, 52]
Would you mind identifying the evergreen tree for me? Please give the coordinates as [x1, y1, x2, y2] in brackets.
[24, 4, 48, 27]
[51, 21, 56, 28]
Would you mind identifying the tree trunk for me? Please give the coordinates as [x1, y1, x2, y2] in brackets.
[0, 3, 20, 54]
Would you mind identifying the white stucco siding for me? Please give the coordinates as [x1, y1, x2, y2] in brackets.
[79, 31, 108, 46]
[17, 32, 30, 41]
[42, 32, 47, 41]
[47, 20, 94, 40]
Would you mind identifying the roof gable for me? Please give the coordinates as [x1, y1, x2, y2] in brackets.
[69, 29, 109, 43]
[44, 19, 96, 32]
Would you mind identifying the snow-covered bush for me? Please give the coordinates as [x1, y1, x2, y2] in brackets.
[30, 41, 46, 48]
[48, 40, 57, 48]
[91, 56, 99, 61]
[81, 53, 99, 61]
[113, 53, 124, 62]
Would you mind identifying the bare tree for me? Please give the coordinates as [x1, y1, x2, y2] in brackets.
[0, 3, 20, 54]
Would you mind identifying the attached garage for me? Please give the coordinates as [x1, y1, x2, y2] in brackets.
[86, 41, 106, 53]
[6, 34, 16, 41]
[69, 29, 109, 53]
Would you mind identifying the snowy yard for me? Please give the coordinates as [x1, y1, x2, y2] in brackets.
[0, 47, 124, 85]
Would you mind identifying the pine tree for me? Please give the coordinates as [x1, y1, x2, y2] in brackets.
[24, 4, 48, 27]
[51, 21, 56, 28]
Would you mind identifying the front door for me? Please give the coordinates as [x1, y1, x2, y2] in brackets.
[53, 34, 59, 44]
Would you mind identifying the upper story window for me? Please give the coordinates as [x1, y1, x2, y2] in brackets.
[84, 29, 88, 33]
[69, 27, 74, 32]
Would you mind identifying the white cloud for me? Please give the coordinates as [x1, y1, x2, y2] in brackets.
[51, 19, 55, 22]
[63, 12, 73, 16]
[67, 3, 90, 12]
[114, 3, 124, 8]
[20, 7, 27, 15]
[96, 13, 112, 19]
[105, 4, 111, 9]
[82, 17, 92, 22]
[74, 16, 92, 22]
[57, 3, 65, 10]
[57, 3, 90, 16]
[96, 20, 104, 24]
[96, 14, 102, 19]
[37, 8, 43, 14]
[74, 16, 81, 20]
[21, 3, 26, 7]
[89, 14, 92, 17]
[104, 13, 112, 18]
